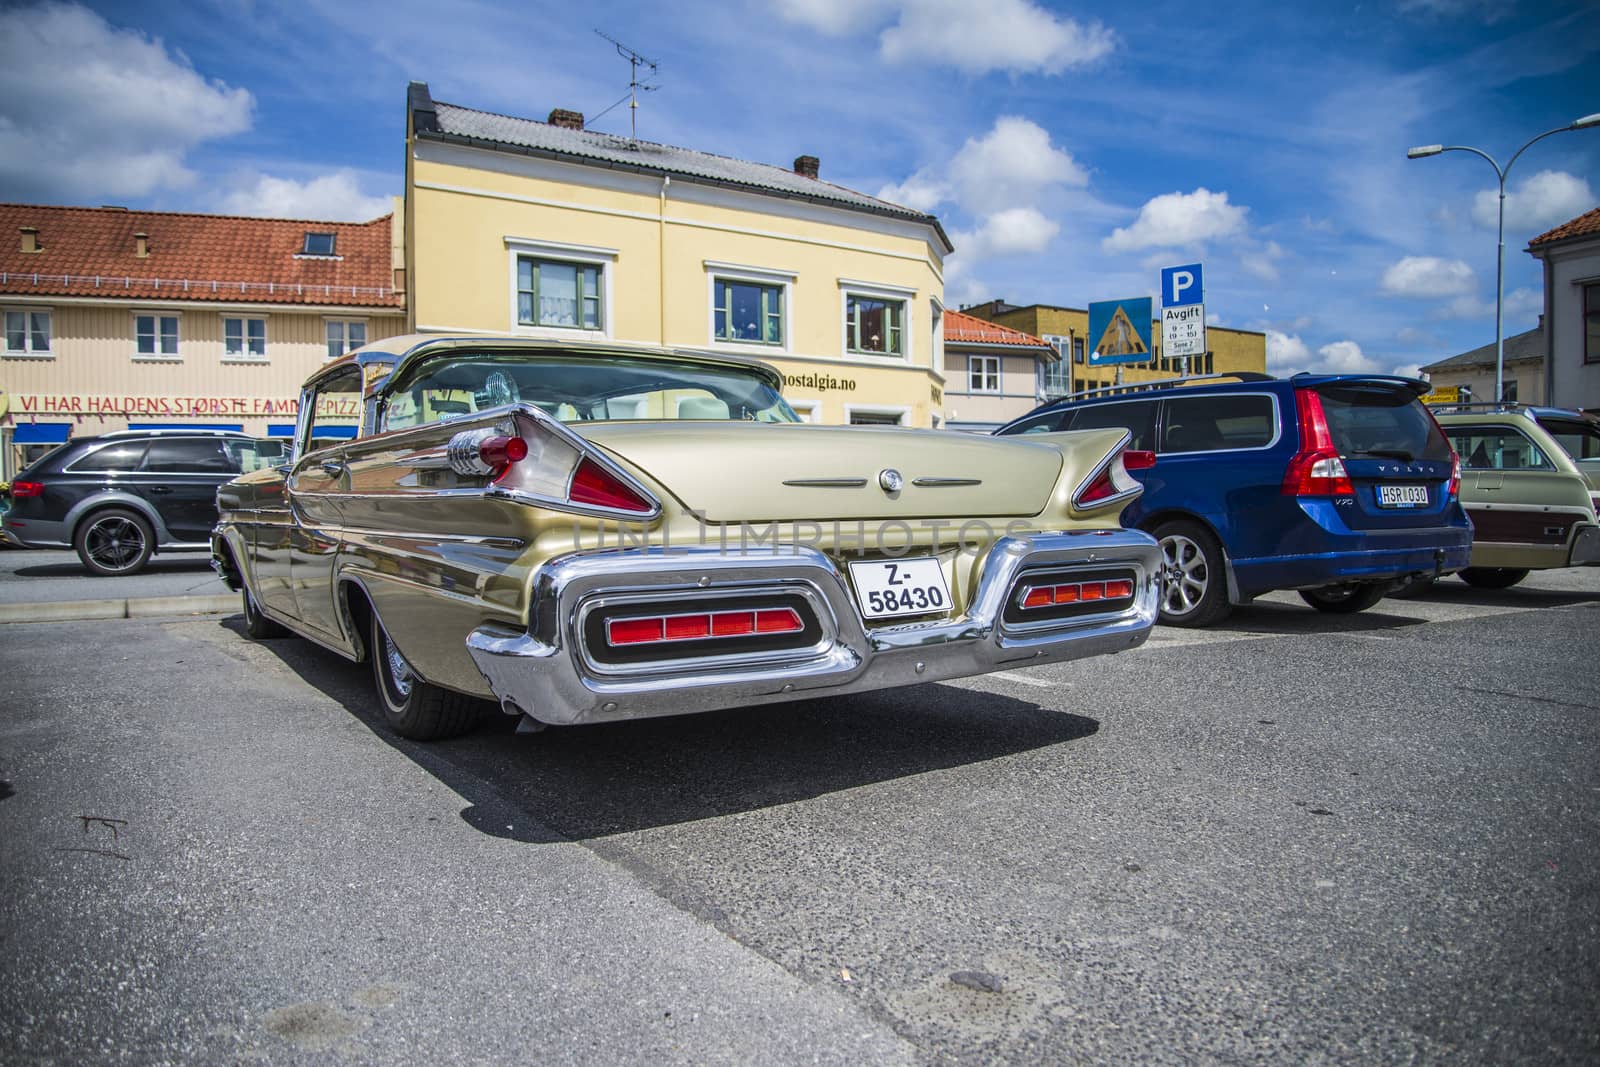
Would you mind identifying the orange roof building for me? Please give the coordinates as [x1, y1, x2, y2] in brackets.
[1, 203, 407, 469]
[939, 308, 1059, 432]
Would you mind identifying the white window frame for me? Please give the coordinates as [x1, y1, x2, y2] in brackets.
[132, 311, 182, 362]
[844, 403, 910, 426]
[704, 261, 795, 354]
[839, 279, 916, 363]
[968, 355, 1001, 394]
[2, 306, 53, 359]
[324, 318, 369, 360]
[222, 315, 268, 363]
[505, 237, 616, 341]
[787, 399, 821, 424]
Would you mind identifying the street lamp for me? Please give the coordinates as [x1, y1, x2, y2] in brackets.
[1407, 112, 1600, 405]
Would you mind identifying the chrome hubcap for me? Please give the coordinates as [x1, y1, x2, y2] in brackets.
[382, 632, 413, 698]
[85, 516, 145, 571]
[1159, 534, 1208, 616]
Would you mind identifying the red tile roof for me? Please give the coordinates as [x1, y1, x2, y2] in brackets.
[0, 204, 401, 308]
[943, 308, 1056, 352]
[1529, 205, 1600, 247]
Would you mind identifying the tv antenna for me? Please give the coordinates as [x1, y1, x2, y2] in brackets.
[593, 30, 659, 141]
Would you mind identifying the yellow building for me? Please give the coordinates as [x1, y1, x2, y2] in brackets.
[963, 300, 1266, 398]
[404, 84, 953, 427]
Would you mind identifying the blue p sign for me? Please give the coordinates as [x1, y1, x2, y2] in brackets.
[1161, 263, 1203, 308]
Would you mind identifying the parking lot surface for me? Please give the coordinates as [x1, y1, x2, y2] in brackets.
[2, 571, 1597, 1063]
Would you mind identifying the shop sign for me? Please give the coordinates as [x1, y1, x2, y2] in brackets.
[783, 372, 857, 393]
[6, 393, 302, 419]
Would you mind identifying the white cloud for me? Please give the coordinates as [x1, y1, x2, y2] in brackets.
[1103, 189, 1248, 252]
[1240, 240, 1285, 283]
[220, 171, 392, 221]
[951, 207, 1060, 260]
[1504, 287, 1543, 320]
[1473, 170, 1596, 232]
[1436, 285, 1543, 322]
[774, 0, 892, 34]
[0, 2, 252, 200]
[879, 0, 1116, 75]
[948, 117, 1086, 215]
[876, 173, 949, 213]
[1317, 340, 1382, 374]
[1266, 330, 1314, 376]
[1381, 256, 1476, 298]
[1391, 363, 1427, 380]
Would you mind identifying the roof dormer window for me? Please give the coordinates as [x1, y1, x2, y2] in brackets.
[302, 231, 336, 256]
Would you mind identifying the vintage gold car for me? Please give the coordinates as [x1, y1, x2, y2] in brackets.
[211, 336, 1161, 740]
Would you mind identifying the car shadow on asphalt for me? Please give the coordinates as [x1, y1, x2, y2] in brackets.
[12, 559, 216, 579]
[219, 616, 1100, 844]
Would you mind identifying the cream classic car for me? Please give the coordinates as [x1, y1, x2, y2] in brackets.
[212, 336, 1161, 740]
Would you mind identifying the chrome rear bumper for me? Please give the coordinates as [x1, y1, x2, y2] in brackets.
[1571, 524, 1600, 566]
[465, 530, 1160, 726]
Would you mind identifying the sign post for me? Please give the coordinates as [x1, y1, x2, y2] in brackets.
[1087, 297, 1154, 367]
[1160, 262, 1206, 374]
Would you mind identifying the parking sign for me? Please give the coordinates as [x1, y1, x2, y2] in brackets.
[1161, 263, 1203, 308]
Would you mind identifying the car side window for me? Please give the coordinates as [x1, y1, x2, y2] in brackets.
[1534, 418, 1600, 461]
[304, 367, 364, 453]
[1068, 401, 1155, 450]
[142, 439, 235, 473]
[1160, 394, 1275, 454]
[1444, 427, 1553, 470]
[1001, 410, 1069, 435]
[68, 442, 149, 473]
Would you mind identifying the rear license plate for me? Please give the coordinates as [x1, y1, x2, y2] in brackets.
[1377, 484, 1429, 508]
[848, 557, 951, 619]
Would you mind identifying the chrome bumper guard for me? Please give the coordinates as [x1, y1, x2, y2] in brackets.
[1571, 524, 1600, 566]
[465, 530, 1161, 726]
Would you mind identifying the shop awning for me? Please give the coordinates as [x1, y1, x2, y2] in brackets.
[11, 423, 72, 444]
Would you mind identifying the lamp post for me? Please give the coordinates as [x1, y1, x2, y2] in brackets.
[1407, 113, 1600, 405]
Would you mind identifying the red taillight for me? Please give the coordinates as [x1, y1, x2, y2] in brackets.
[1122, 450, 1157, 470]
[478, 434, 528, 469]
[9, 480, 45, 498]
[1018, 578, 1135, 610]
[570, 456, 655, 513]
[607, 607, 804, 646]
[1282, 388, 1354, 497]
[1447, 451, 1461, 498]
[1077, 469, 1117, 505]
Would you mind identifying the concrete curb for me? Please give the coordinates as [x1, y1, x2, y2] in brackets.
[0, 593, 238, 624]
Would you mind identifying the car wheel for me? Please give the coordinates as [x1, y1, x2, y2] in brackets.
[74, 507, 154, 576]
[1298, 582, 1388, 613]
[1151, 520, 1232, 628]
[241, 585, 286, 638]
[370, 611, 480, 741]
[1459, 567, 1529, 590]
[1386, 574, 1435, 599]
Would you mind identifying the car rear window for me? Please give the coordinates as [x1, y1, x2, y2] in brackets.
[68, 441, 149, 473]
[1535, 417, 1600, 461]
[1160, 394, 1276, 453]
[1068, 400, 1157, 450]
[1444, 426, 1553, 470]
[1316, 384, 1451, 462]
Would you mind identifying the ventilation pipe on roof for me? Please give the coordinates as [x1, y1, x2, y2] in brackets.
[793, 155, 820, 179]
[19, 226, 40, 253]
[134, 232, 150, 258]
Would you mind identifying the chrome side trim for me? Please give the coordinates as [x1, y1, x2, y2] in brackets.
[465, 531, 1160, 726]
[913, 477, 983, 487]
[782, 478, 869, 488]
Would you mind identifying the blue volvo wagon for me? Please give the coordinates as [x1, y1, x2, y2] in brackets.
[995, 373, 1472, 626]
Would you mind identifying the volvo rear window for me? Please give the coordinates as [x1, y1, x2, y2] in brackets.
[1316, 384, 1451, 462]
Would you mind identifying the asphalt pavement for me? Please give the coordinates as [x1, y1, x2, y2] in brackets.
[1, 569, 1597, 1062]
[0, 547, 234, 621]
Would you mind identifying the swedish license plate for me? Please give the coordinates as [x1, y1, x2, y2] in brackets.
[848, 557, 951, 619]
[1377, 484, 1429, 508]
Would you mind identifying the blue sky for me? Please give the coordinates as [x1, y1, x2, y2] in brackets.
[1, 0, 1596, 377]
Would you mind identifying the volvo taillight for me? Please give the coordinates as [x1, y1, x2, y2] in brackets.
[1282, 388, 1354, 497]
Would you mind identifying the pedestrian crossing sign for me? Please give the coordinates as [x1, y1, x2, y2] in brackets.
[1087, 297, 1153, 366]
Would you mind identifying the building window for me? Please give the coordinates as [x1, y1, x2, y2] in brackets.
[302, 232, 336, 256]
[1039, 360, 1070, 398]
[135, 314, 179, 358]
[517, 257, 602, 330]
[848, 408, 904, 426]
[1500, 379, 1518, 403]
[3, 308, 51, 356]
[1073, 338, 1086, 364]
[846, 294, 904, 357]
[1585, 283, 1600, 363]
[224, 317, 266, 360]
[969, 355, 1000, 393]
[713, 278, 782, 345]
[326, 320, 367, 359]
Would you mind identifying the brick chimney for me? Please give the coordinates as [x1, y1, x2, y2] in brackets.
[793, 155, 820, 179]
[134, 232, 150, 258]
[547, 108, 584, 130]
[19, 226, 40, 254]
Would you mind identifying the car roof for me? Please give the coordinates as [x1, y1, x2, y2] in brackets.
[1002, 372, 1426, 427]
[97, 428, 255, 438]
[1430, 403, 1599, 424]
